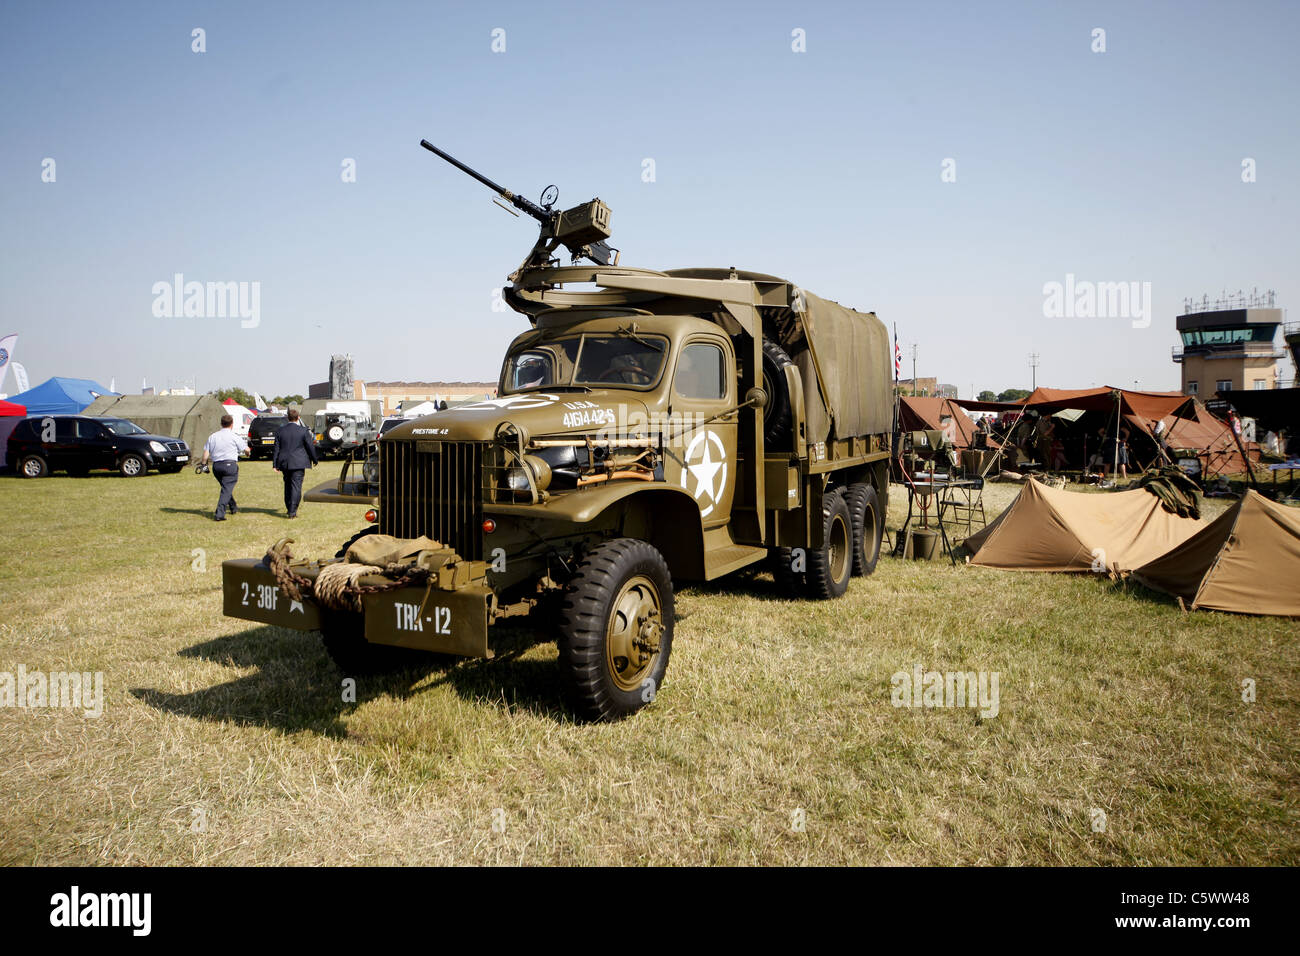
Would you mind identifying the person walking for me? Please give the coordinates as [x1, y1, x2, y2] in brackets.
[272, 407, 318, 518]
[1114, 425, 1131, 480]
[200, 414, 249, 521]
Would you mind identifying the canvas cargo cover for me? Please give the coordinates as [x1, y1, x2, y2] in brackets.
[797, 290, 892, 439]
[965, 478, 1204, 573]
[83, 393, 229, 453]
[1129, 491, 1300, 616]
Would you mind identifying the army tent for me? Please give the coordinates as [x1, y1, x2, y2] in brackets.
[1156, 400, 1256, 478]
[898, 396, 977, 448]
[1128, 491, 1300, 616]
[964, 478, 1204, 573]
[82, 393, 229, 454]
[7, 377, 116, 415]
[955, 387, 1256, 475]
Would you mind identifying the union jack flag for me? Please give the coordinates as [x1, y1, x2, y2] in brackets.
[893, 325, 901, 382]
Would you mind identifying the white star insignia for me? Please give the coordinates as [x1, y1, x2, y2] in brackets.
[687, 443, 723, 503]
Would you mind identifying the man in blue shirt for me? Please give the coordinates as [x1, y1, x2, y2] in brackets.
[272, 407, 318, 518]
[200, 414, 249, 521]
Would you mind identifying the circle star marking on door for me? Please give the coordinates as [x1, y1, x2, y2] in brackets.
[681, 429, 728, 517]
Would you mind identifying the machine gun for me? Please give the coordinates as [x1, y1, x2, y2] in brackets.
[419, 139, 619, 277]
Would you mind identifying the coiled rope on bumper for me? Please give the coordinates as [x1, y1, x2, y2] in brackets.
[263, 538, 434, 612]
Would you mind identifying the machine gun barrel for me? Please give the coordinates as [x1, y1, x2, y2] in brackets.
[419, 139, 548, 223]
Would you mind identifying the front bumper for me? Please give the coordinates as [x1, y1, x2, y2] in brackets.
[147, 450, 191, 467]
[222, 558, 493, 658]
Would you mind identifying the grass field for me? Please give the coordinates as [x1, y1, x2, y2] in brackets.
[1, 461, 1296, 865]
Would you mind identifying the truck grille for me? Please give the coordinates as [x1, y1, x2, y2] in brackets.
[378, 440, 483, 560]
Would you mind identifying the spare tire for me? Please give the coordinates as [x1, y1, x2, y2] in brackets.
[761, 339, 795, 447]
[327, 424, 345, 443]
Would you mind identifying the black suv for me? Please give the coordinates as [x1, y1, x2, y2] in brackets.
[247, 414, 288, 459]
[8, 415, 191, 477]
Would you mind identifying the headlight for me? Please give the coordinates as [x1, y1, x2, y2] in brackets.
[149, 441, 167, 453]
[522, 454, 552, 491]
[506, 467, 531, 492]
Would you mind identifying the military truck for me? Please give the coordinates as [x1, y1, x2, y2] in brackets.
[222, 141, 893, 721]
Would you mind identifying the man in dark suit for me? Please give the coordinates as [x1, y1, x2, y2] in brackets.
[272, 407, 318, 518]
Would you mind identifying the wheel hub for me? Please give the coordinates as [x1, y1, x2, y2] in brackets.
[606, 575, 662, 692]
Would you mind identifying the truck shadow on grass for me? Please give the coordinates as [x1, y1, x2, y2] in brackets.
[130, 622, 576, 735]
[678, 568, 792, 603]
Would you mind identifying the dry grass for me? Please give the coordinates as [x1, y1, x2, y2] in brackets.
[0, 465, 1295, 865]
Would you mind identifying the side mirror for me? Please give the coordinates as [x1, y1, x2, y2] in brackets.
[745, 386, 768, 409]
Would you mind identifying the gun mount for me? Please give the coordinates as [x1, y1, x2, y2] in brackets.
[419, 139, 618, 279]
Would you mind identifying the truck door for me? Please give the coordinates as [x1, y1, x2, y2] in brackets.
[669, 338, 736, 529]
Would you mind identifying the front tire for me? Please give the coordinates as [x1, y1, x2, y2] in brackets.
[119, 453, 147, 477]
[804, 488, 853, 599]
[19, 455, 48, 478]
[557, 538, 674, 721]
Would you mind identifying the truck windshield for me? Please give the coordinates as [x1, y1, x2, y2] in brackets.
[506, 332, 667, 391]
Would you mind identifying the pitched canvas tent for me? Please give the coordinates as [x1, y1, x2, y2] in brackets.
[898, 396, 977, 448]
[964, 478, 1205, 573]
[82, 394, 229, 453]
[6, 376, 116, 415]
[1156, 399, 1258, 477]
[1128, 491, 1300, 616]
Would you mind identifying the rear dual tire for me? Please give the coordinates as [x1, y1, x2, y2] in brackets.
[770, 483, 883, 598]
[804, 488, 853, 599]
[845, 483, 884, 577]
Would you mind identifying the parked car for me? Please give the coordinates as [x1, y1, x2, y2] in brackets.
[247, 414, 289, 459]
[8, 415, 191, 477]
[314, 410, 377, 458]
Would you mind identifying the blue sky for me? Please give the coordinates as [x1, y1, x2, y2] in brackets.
[1, 0, 1296, 398]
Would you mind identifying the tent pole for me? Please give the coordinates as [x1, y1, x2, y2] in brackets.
[1112, 396, 1121, 477]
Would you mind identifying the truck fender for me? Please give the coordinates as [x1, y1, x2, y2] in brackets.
[575, 483, 707, 581]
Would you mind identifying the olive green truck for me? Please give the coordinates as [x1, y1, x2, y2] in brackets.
[222, 142, 893, 720]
